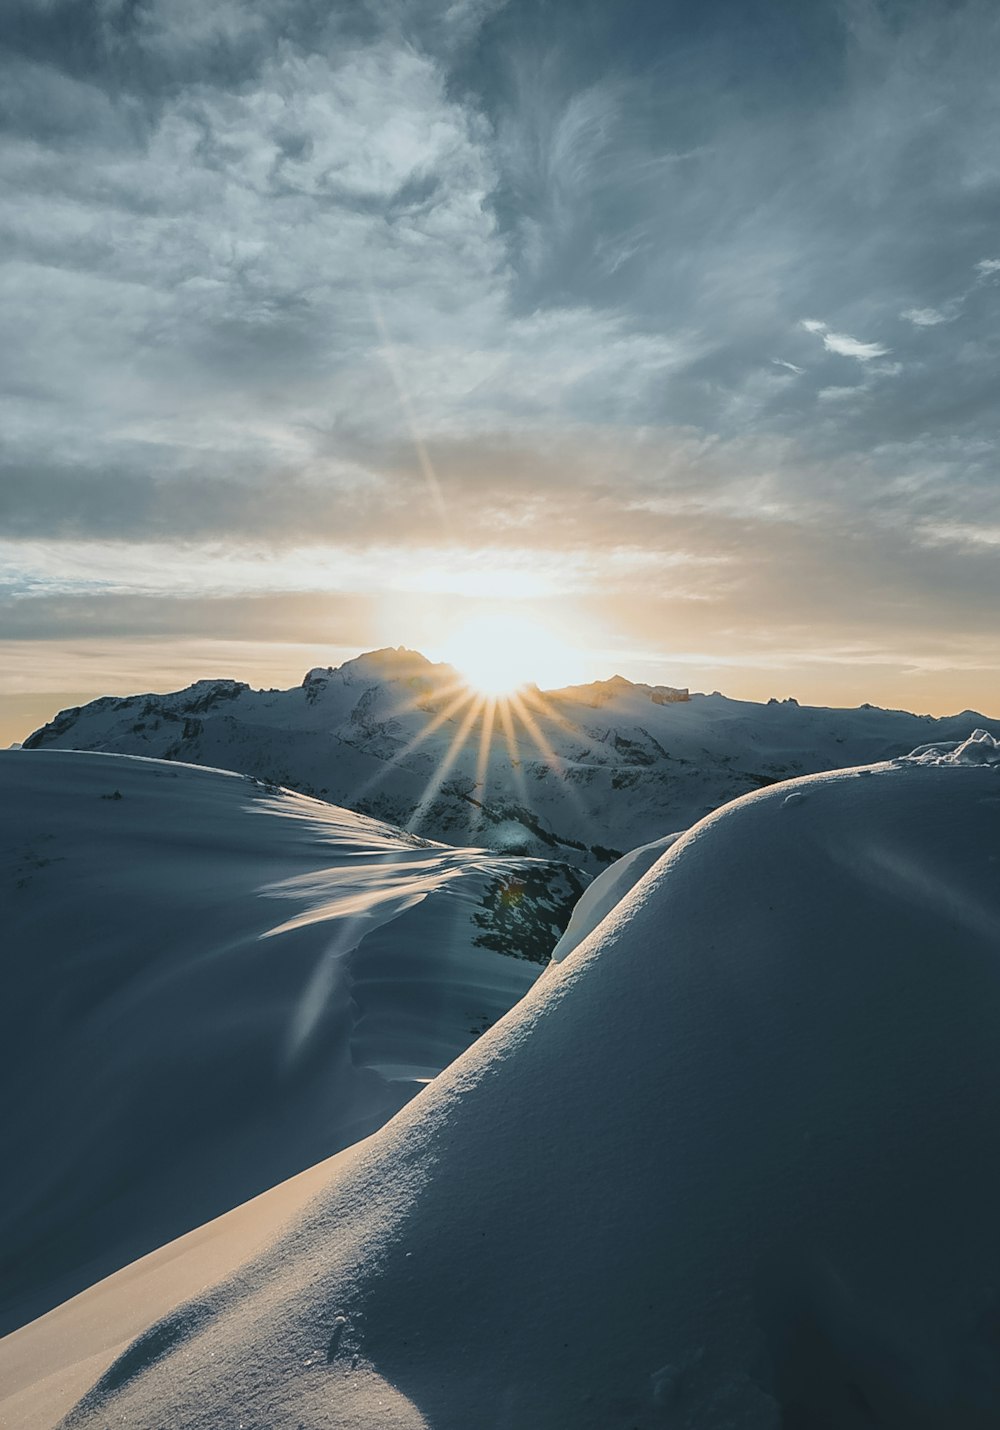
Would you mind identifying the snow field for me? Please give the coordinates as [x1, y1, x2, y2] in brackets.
[4, 751, 999, 1427]
[0, 749, 581, 1336]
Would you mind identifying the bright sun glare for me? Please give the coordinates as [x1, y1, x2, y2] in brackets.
[355, 611, 592, 839]
[439, 613, 579, 696]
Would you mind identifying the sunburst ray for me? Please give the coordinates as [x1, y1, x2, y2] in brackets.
[518, 684, 588, 742]
[496, 696, 531, 811]
[509, 691, 588, 818]
[348, 686, 478, 808]
[509, 692, 564, 774]
[406, 694, 485, 833]
[471, 695, 498, 833]
[369, 291, 449, 527]
[384, 677, 472, 723]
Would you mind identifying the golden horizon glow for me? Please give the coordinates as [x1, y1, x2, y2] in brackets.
[435, 612, 584, 698]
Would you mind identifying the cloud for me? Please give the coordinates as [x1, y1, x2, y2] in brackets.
[3, 0, 1000, 713]
[801, 320, 890, 361]
[822, 332, 889, 359]
[0, 589, 384, 646]
[901, 307, 950, 328]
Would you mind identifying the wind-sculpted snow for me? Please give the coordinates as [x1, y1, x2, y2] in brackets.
[4, 754, 1000, 1428]
[0, 749, 584, 1336]
[23, 646, 1000, 871]
[900, 727, 1000, 767]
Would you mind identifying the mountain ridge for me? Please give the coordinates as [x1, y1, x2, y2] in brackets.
[23, 648, 999, 870]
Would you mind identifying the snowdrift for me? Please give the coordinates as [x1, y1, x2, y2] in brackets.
[5, 749, 1000, 1428]
[0, 749, 583, 1335]
[550, 830, 683, 962]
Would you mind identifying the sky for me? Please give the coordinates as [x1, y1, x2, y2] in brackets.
[2, 0, 1000, 743]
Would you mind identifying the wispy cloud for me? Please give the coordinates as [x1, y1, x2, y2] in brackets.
[901, 307, 950, 328]
[823, 332, 890, 360]
[801, 320, 890, 361]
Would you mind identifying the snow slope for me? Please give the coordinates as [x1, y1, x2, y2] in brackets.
[24, 647, 1000, 870]
[0, 749, 584, 1336]
[5, 749, 1000, 1429]
[550, 831, 683, 963]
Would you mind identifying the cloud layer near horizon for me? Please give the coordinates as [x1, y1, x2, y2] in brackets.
[2, 0, 999, 724]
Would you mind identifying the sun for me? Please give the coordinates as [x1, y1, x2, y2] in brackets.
[438, 613, 580, 696]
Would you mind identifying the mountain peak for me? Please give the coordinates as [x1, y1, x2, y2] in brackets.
[303, 647, 437, 688]
[549, 673, 690, 707]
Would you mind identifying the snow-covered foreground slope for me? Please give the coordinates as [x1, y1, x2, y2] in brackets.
[550, 831, 683, 963]
[24, 647, 1000, 870]
[5, 747, 1000, 1429]
[0, 750, 584, 1336]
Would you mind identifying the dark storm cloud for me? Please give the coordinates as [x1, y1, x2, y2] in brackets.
[1, 0, 999, 682]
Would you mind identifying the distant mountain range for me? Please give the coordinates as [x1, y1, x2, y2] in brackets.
[25, 647, 998, 869]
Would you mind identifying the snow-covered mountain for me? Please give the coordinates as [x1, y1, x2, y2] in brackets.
[0, 749, 584, 1336]
[24, 647, 999, 869]
[5, 738, 1000, 1429]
